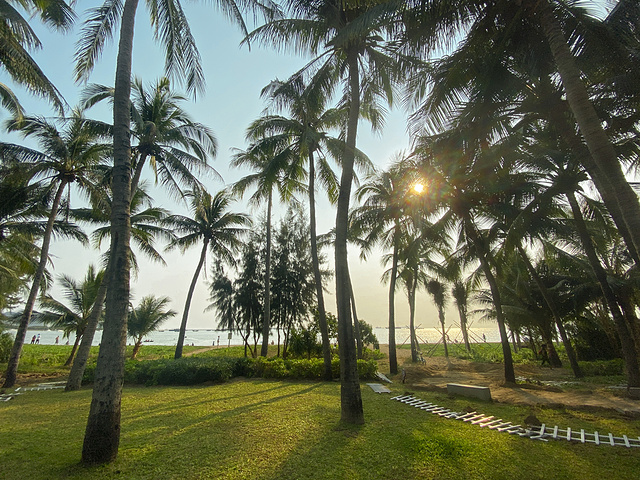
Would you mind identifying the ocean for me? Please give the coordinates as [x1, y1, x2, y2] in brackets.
[14, 324, 502, 347]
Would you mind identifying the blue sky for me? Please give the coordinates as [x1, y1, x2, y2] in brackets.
[2, 1, 464, 331]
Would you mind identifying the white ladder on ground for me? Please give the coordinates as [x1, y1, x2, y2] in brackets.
[391, 395, 640, 448]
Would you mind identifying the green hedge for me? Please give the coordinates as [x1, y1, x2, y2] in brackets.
[83, 356, 378, 386]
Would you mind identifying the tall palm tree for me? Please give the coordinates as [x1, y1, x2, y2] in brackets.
[231, 139, 303, 358]
[40, 265, 105, 366]
[246, 76, 346, 376]
[248, 0, 415, 424]
[1, 112, 108, 388]
[352, 159, 423, 374]
[127, 295, 176, 358]
[164, 188, 250, 360]
[74, 0, 275, 462]
[0, 0, 74, 116]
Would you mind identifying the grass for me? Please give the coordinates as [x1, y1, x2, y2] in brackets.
[2, 379, 640, 480]
[2, 344, 639, 479]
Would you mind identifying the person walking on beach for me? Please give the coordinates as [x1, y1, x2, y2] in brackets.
[35, 334, 40, 344]
[55, 336, 59, 345]
[31, 335, 36, 344]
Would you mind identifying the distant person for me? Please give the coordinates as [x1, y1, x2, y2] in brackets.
[217, 336, 220, 347]
[36, 334, 40, 344]
[55, 336, 59, 345]
[31, 335, 36, 344]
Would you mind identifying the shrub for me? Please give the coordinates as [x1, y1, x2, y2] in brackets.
[0, 331, 12, 363]
[578, 358, 624, 377]
[83, 355, 379, 385]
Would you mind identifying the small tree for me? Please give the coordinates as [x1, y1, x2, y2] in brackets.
[128, 295, 176, 358]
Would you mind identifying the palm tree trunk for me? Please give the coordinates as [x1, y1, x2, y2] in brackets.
[82, 0, 136, 466]
[457, 304, 471, 353]
[439, 306, 449, 359]
[466, 217, 515, 383]
[515, 244, 582, 377]
[566, 192, 640, 387]
[3, 179, 68, 388]
[539, 0, 640, 257]
[348, 270, 363, 359]
[408, 273, 418, 362]
[334, 48, 363, 424]
[308, 151, 333, 378]
[130, 152, 148, 196]
[66, 262, 109, 391]
[64, 334, 82, 367]
[131, 340, 142, 359]
[260, 191, 273, 357]
[388, 226, 400, 374]
[175, 240, 208, 359]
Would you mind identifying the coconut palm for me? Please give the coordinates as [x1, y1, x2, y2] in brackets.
[1, 112, 109, 388]
[426, 278, 448, 358]
[127, 295, 176, 358]
[404, 0, 640, 264]
[352, 158, 423, 373]
[164, 187, 250, 360]
[231, 139, 303, 358]
[80, 77, 219, 196]
[246, 76, 346, 375]
[0, 0, 74, 116]
[248, 0, 418, 423]
[40, 266, 105, 366]
[74, 0, 276, 463]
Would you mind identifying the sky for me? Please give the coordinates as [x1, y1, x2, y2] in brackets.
[1, 1, 480, 332]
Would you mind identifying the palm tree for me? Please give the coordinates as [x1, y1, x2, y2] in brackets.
[246, 76, 346, 376]
[405, 0, 640, 265]
[451, 279, 472, 353]
[40, 266, 105, 366]
[127, 295, 176, 358]
[426, 279, 448, 359]
[1, 112, 108, 388]
[231, 139, 302, 358]
[164, 188, 250, 360]
[80, 77, 218, 196]
[74, 0, 274, 462]
[249, 0, 417, 424]
[352, 159, 423, 374]
[65, 185, 173, 391]
[0, 0, 74, 116]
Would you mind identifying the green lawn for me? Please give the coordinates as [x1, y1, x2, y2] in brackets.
[1, 378, 639, 480]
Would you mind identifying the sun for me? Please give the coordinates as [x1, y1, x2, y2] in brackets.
[412, 183, 425, 194]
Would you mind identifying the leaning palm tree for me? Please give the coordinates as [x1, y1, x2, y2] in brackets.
[164, 188, 251, 360]
[74, 0, 276, 462]
[1, 112, 109, 388]
[65, 185, 174, 391]
[40, 266, 105, 366]
[0, 0, 74, 116]
[127, 295, 176, 358]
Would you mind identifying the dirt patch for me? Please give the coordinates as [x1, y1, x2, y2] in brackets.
[379, 345, 640, 417]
